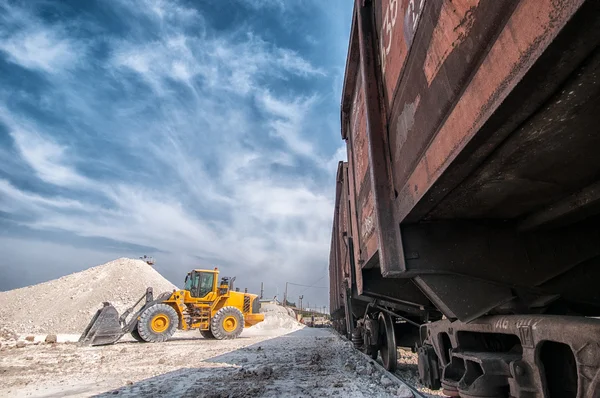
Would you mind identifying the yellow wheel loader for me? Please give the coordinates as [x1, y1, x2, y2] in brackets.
[79, 268, 264, 346]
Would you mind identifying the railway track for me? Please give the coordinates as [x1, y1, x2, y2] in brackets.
[334, 329, 431, 398]
[355, 349, 427, 398]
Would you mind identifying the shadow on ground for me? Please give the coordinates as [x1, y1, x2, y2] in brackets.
[92, 328, 396, 398]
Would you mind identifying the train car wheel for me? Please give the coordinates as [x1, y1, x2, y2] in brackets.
[378, 312, 397, 371]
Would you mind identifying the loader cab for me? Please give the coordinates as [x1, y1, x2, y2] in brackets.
[183, 268, 219, 299]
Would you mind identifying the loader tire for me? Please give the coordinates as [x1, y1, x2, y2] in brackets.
[200, 329, 216, 339]
[130, 328, 145, 342]
[137, 304, 178, 343]
[211, 307, 244, 340]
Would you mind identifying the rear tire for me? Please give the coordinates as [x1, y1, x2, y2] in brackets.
[137, 304, 178, 343]
[210, 307, 244, 340]
[200, 329, 216, 339]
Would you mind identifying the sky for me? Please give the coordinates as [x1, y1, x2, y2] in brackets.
[0, 0, 352, 310]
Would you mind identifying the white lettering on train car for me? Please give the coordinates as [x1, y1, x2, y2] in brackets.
[380, 0, 398, 74]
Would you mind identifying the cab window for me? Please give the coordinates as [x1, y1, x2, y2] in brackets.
[184, 275, 193, 290]
[198, 273, 214, 298]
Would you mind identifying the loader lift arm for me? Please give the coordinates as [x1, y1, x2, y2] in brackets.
[79, 287, 162, 346]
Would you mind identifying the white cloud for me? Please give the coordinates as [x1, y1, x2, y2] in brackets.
[10, 129, 90, 188]
[0, 4, 82, 73]
[117, 0, 201, 23]
[111, 30, 325, 97]
[277, 48, 326, 77]
[236, 0, 286, 10]
[325, 145, 347, 174]
[142, 0, 199, 21]
[258, 91, 318, 158]
[112, 34, 199, 92]
[0, 30, 79, 73]
[0, 179, 86, 213]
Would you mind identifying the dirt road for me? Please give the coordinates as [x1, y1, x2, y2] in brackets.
[0, 328, 415, 397]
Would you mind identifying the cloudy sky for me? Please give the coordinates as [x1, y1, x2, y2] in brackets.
[0, 0, 352, 309]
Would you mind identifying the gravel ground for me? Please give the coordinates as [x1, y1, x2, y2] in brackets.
[394, 349, 445, 397]
[0, 328, 415, 398]
[0, 259, 430, 397]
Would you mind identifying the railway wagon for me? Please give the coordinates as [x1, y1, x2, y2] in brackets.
[329, 0, 600, 397]
[329, 162, 351, 336]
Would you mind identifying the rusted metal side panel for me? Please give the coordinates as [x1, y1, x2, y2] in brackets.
[330, 162, 354, 317]
[344, 125, 365, 295]
[346, 67, 379, 270]
[328, 228, 339, 316]
[382, 0, 517, 217]
[338, 163, 351, 289]
[329, 163, 344, 317]
[390, 0, 585, 223]
[357, 0, 406, 277]
[374, 0, 426, 108]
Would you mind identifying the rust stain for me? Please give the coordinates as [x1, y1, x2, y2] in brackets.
[351, 72, 370, 186]
[360, 191, 376, 243]
[424, 0, 480, 86]
[359, 190, 379, 264]
[402, 0, 584, 218]
[375, 0, 422, 109]
[395, 94, 421, 158]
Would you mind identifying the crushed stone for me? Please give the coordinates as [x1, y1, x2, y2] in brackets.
[246, 302, 305, 333]
[0, 258, 176, 335]
[394, 348, 446, 397]
[0, 327, 17, 341]
[0, 327, 411, 397]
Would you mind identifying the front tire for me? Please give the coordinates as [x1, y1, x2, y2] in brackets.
[210, 307, 244, 340]
[200, 329, 216, 339]
[137, 304, 178, 343]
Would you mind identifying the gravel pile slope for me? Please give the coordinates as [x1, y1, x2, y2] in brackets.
[248, 303, 304, 332]
[0, 258, 176, 335]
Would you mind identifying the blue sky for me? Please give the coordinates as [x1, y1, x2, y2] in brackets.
[0, 0, 352, 309]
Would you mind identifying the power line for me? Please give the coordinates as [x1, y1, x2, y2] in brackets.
[297, 273, 328, 296]
[287, 282, 327, 289]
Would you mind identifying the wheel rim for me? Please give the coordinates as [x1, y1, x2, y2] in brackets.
[378, 312, 397, 371]
[151, 314, 170, 333]
[222, 316, 237, 332]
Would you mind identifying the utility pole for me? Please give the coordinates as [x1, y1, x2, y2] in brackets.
[260, 282, 264, 299]
[283, 282, 288, 307]
[299, 295, 303, 312]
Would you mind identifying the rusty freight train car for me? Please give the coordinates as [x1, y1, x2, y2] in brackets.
[329, 162, 353, 336]
[329, 0, 600, 396]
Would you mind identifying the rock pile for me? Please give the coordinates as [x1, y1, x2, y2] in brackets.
[0, 258, 176, 334]
[249, 302, 305, 332]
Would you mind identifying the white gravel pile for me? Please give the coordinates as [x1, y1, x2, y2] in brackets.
[0, 258, 176, 335]
[249, 303, 305, 332]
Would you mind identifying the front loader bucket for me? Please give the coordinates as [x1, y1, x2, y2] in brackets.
[79, 302, 124, 346]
